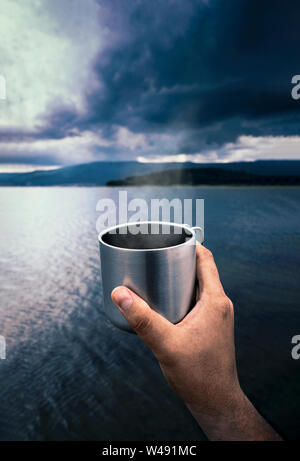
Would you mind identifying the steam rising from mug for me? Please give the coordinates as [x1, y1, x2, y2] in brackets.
[98, 221, 204, 332]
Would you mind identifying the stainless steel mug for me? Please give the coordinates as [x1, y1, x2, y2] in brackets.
[98, 221, 204, 331]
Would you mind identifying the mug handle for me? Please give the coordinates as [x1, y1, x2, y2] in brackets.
[191, 226, 204, 244]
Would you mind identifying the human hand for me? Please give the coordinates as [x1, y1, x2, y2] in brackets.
[111, 243, 281, 441]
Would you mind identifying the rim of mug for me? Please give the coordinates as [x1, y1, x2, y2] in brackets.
[98, 220, 197, 252]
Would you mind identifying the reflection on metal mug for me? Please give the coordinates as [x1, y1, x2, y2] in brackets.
[99, 221, 204, 332]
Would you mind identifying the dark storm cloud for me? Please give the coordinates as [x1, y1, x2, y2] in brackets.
[2, 0, 300, 165]
[0, 120, 77, 142]
[79, 0, 300, 150]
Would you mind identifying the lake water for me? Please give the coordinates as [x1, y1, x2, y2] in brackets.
[0, 187, 299, 440]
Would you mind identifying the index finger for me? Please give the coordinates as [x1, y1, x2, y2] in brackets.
[196, 243, 225, 296]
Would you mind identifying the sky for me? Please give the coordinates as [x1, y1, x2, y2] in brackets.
[0, 0, 300, 172]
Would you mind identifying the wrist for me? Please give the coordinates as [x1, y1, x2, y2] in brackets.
[187, 384, 246, 429]
[187, 388, 282, 441]
[188, 387, 255, 441]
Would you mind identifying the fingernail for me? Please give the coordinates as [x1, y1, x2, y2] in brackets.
[112, 287, 133, 310]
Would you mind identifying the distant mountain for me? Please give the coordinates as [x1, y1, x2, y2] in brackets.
[107, 167, 300, 186]
[0, 162, 191, 186]
[0, 160, 299, 186]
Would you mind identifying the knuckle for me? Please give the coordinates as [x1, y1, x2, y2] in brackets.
[216, 295, 234, 319]
[204, 248, 214, 259]
[132, 315, 152, 333]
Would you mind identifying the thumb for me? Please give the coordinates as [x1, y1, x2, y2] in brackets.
[111, 286, 173, 356]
